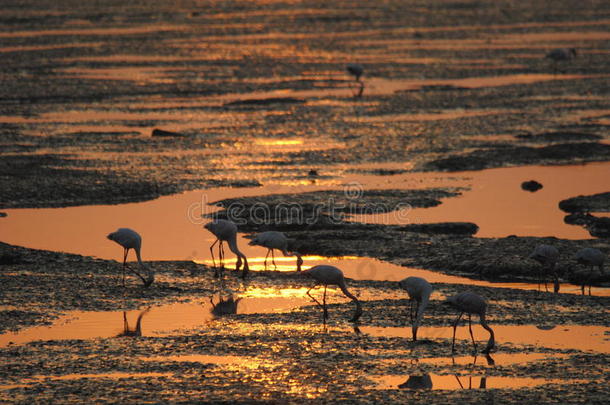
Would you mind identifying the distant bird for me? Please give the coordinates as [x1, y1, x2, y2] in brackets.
[303, 265, 362, 322]
[545, 48, 577, 73]
[346, 63, 364, 81]
[575, 247, 605, 295]
[346, 63, 365, 97]
[529, 244, 560, 293]
[444, 292, 495, 354]
[204, 219, 249, 278]
[107, 228, 155, 287]
[398, 276, 432, 341]
[248, 231, 303, 271]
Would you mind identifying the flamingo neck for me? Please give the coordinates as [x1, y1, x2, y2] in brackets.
[134, 247, 155, 287]
[339, 281, 362, 322]
[480, 315, 495, 352]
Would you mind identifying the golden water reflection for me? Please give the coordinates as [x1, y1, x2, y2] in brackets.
[375, 374, 583, 390]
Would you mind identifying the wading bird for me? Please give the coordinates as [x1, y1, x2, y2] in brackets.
[529, 244, 560, 293]
[204, 219, 249, 278]
[546, 48, 576, 73]
[575, 247, 605, 295]
[303, 265, 362, 322]
[107, 228, 155, 287]
[346, 63, 365, 97]
[398, 276, 432, 341]
[444, 292, 494, 354]
[248, 231, 303, 271]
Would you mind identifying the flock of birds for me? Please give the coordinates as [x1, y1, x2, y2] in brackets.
[104, 47, 593, 354]
[106, 217, 605, 354]
[529, 244, 606, 295]
[346, 47, 578, 97]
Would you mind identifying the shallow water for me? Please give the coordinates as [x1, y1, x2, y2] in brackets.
[1, 163, 605, 262]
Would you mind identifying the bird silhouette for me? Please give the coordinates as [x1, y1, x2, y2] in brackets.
[444, 292, 494, 354]
[346, 63, 365, 97]
[248, 231, 303, 271]
[575, 247, 605, 295]
[303, 265, 362, 322]
[529, 244, 560, 293]
[204, 219, 249, 278]
[545, 48, 576, 73]
[107, 228, 155, 287]
[398, 276, 432, 341]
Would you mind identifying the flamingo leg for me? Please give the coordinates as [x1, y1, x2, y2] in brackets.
[264, 249, 271, 270]
[306, 283, 326, 315]
[322, 285, 328, 320]
[219, 241, 226, 268]
[408, 299, 414, 323]
[209, 239, 219, 268]
[452, 312, 464, 353]
[468, 314, 477, 352]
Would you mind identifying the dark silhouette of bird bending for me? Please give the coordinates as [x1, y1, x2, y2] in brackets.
[398, 276, 432, 341]
[204, 219, 249, 278]
[303, 265, 362, 322]
[248, 231, 303, 271]
[529, 244, 560, 293]
[444, 292, 495, 354]
[107, 228, 155, 287]
[346, 63, 365, 98]
[546, 48, 576, 73]
[575, 247, 605, 295]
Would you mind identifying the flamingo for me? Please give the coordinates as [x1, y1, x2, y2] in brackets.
[444, 292, 495, 354]
[248, 231, 303, 272]
[107, 228, 155, 287]
[575, 247, 605, 295]
[346, 63, 365, 97]
[204, 219, 249, 278]
[529, 244, 560, 293]
[398, 276, 432, 341]
[303, 265, 362, 322]
[545, 48, 576, 73]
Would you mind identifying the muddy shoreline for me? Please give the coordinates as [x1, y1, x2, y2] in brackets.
[2, 0, 610, 403]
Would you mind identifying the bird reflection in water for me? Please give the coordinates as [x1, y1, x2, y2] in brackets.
[209, 294, 241, 318]
[453, 353, 495, 390]
[116, 307, 151, 337]
[398, 374, 433, 390]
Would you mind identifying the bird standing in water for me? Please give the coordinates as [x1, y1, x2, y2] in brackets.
[249, 231, 303, 271]
[575, 247, 605, 295]
[545, 48, 576, 73]
[346, 63, 365, 97]
[303, 265, 362, 323]
[529, 244, 560, 293]
[107, 228, 155, 287]
[399, 276, 432, 341]
[204, 219, 249, 278]
[444, 292, 494, 354]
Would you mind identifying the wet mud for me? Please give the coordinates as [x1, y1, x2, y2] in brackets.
[1, 0, 610, 403]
